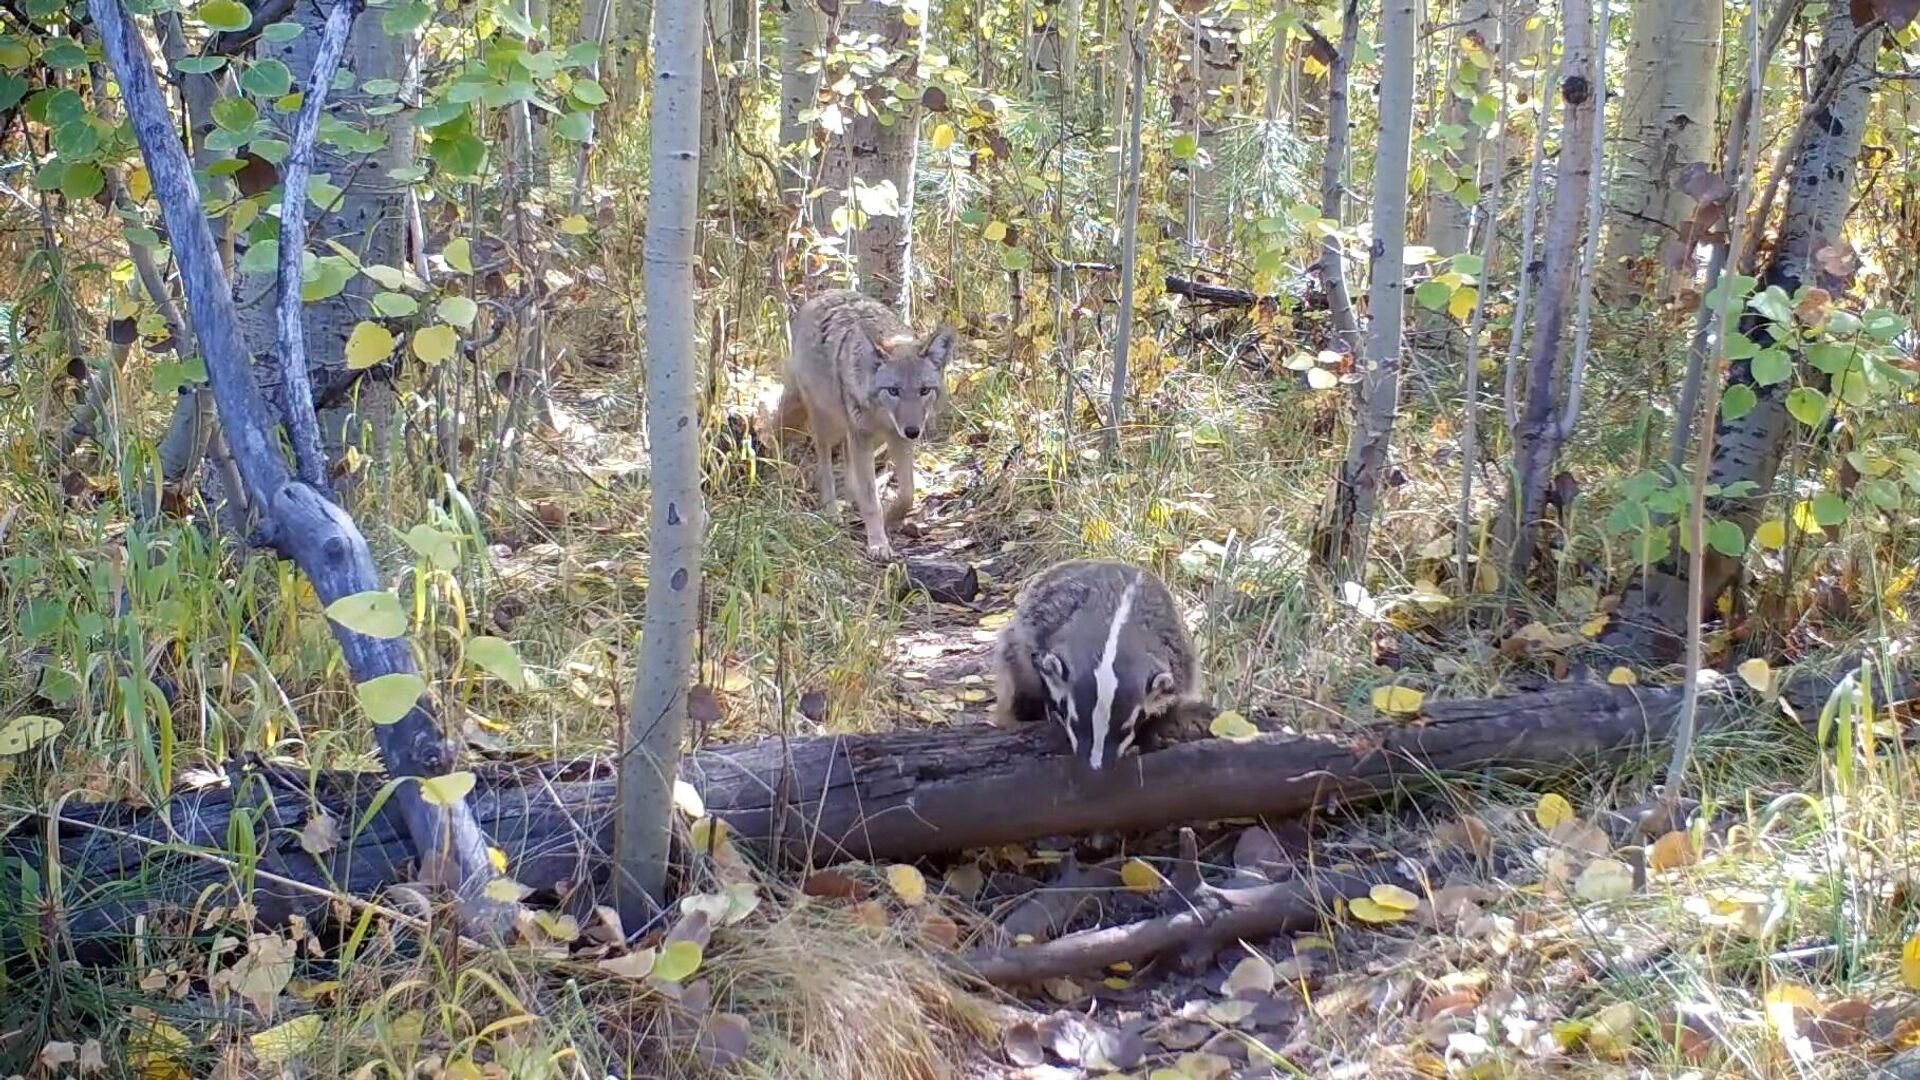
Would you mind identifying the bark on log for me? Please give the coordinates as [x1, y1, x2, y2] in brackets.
[898, 558, 981, 604]
[5, 663, 1902, 961]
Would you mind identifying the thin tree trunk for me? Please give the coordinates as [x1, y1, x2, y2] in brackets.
[1316, 2, 1361, 359]
[815, 0, 928, 314]
[1423, 0, 1494, 261]
[1601, 0, 1723, 304]
[1503, 0, 1598, 581]
[699, 0, 735, 199]
[1105, 0, 1157, 458]
[613, 0, 655, 107]
[777, 0, 825, 209]
[89, 0, 513, 939]
[618, 0, 707, 921]
[1316, 0, 1415, 578]
[1605, 8, 1883, 661]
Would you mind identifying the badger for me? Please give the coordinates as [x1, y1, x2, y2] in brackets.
[991, 559, 1203, 770]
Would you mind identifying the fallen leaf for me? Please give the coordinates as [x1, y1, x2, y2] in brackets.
[886, 864, 927, 905]
[598, 947, 658, 981]
[250, 1015, 321, 1066]
[1574, 858, 1635, 902]
[1902, 934, 1920, 990]
[1535, 793, 1575, 830]
[300, 813, 339, 855]
[1209, 709, 1259, 741]
[1347, 897, 1405, 924]
[1606, 666, 1638, 686]
[1222, 955, 1276, 997]
[1121, 858, 1164, 893]
[1738, 657, 1773, 692]
[1371, 685, 1425, 715]
[1649, 830, 1697, 870]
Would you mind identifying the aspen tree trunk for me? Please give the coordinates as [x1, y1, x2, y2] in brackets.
[1503, 0, 1598, 580]
[778, 0, 825, 209]
[613, 0, 656, 107]
[1317, 0, 1415, 578]
[618, 0, 706, 921]
[1317, 0, 1362, 360]
[1601, 0, 1723, 304]
[817, 0, 929, 315]
[1605, 8, 1883, 661]
[1105, 0, 1156, 457]
[699, 0, 735, 198]
[1423, 0, 1494, 261]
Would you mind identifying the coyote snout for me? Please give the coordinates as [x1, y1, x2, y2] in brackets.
[776, 290, 956, 561]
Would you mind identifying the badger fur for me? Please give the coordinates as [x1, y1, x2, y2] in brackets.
[991, 559, 1202, 770]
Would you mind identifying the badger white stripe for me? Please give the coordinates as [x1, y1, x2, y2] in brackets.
[1088, 573, 1141, 769]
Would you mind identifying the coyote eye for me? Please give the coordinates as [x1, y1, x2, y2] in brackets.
[918, 387, 934, 398]
[881, 387, 900, 397]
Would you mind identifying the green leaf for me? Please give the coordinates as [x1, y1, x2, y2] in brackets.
[242, 59, 293, 98]
[175, 56, 228, 74]
[397, 523, 460, 569]
[1414, 280, 1452, 312]
[0, 76, 28, 111]
[1806, 341, 1855, 375]
[418, 771, 476, 807]
[466, 636, 526, 690]
[152, 357, 208, 394]
[1748, 285, 1794, 324]
[306, 175, 343, 210]
[372, 291, 419, 317]
[1720, 384, 1757, 420]
[437, 296, 478, 328]
[1785, 386, 1829, 427]
[261, 21, 303, 41]
[1450, 253, 1484, 277]
[1749, 348, 1791, 386]
[570, 78, 609, 106]
[356, 673, 426, 726]
[211, 96, 258, 133]
[324, 589, 408, 638]
[1811, 493, 1848, 527]
[0, 715, 63, 756]
[240, 239, 278, 277]
[302, 256, 356, 302]
[443, 237, 473, 274]
[31, 160, 64, 192]
[59, 162, 103, 200]
[1170, 132, 1198, 160]
[553, 110, 593, 142]
[198, 0, 252, 32]
[429, 131, 486, 177]
[651, 940, 704, 984]
[1706, 520, 1747, 558]
[41, 40, 87, 70]
[383, 0, 431, 34]
[51, 121, 99, 159]
[1863, 308, 1907, 343]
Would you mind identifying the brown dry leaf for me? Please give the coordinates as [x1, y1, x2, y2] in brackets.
[1765, 982, 1821, 1035]
[693, 1013, 751, 1069]
[1002, 1020, 1046, 1067]
[802, 869, 868, 901]
[917, 911, 960, 950]
[1549, 817, 1613, 857]
[848, 900, 889, 934]
[944, 863, 985, 898]
[1044, 977, 1088, 1004]
[1433, 815, 1492, 860]
[1648, 830, 1698, 870]
[1795, 287, 1833, 324]
[1416, 988, 1480, 1023]
[39, 1042, 78, 1070]
[76, 1039, 105, 1074]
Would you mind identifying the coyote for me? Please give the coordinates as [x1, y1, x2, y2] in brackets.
[776, 290, 956, 560]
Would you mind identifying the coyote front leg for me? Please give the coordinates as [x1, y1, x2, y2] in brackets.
[807, 413, 843, 513]
[845, 431, 895, 560]
[884, 435, 915, 528]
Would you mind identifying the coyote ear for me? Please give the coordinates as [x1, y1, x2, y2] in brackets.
[921, 327, 956, 371]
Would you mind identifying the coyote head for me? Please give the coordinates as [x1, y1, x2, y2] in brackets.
[865, 324, 956, 442]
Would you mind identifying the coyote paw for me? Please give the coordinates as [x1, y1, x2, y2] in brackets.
[865, 535, 897, 561]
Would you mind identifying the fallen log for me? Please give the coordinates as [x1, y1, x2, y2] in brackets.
[3, 663, 1901, 959]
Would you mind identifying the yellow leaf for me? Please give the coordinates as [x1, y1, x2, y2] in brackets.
[344, 320, 395, 370]
[1765, 982, 1820, 1033]
[1370, 686, 1425, 716]
[1535, 793, 1575, 830]
[1347, 897, 1405, 924]
[487, 846, 508, 873]
[977, 611, 1014, 629]
[0, 714, 63, 756]
[444, 236, 473, 273]
[1580, 613, 1609, 637]
[1209, 709, 1258, 742]
[249, 1015, 321, 1066]
[1370, 884, 1420, 911]
[1574, 858, 1635, 902]
[1585, 1001, 1637, 1058]
[1305, 366, 1339, 390]
[1737, 657, 1772, 692]
[1902, 935, 1920, 990]
[413, 324, 458, 364]
[886, 864, 927, 906]
[1120, 858, 1163, 893]
[930, 122, 955, 150]
[1753, 519, 1787, 550]
[1222, 956, 1276, 996]
[483, 877, 529, 903]
[672, 778, 706, 818]
[1447, 285, 1478, 321]
[689, 816, 729, 850]
[418, 770, 476, 807]
[558, 214, 591, 235]
[1648, 830, 1697, 871]
[1473, 560, 1499, 592]
[983, 220, 1007, 242]
[651, 939, 704, 983]
[126, 165, 151, 202]
[1606, 666, 1638, 686]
